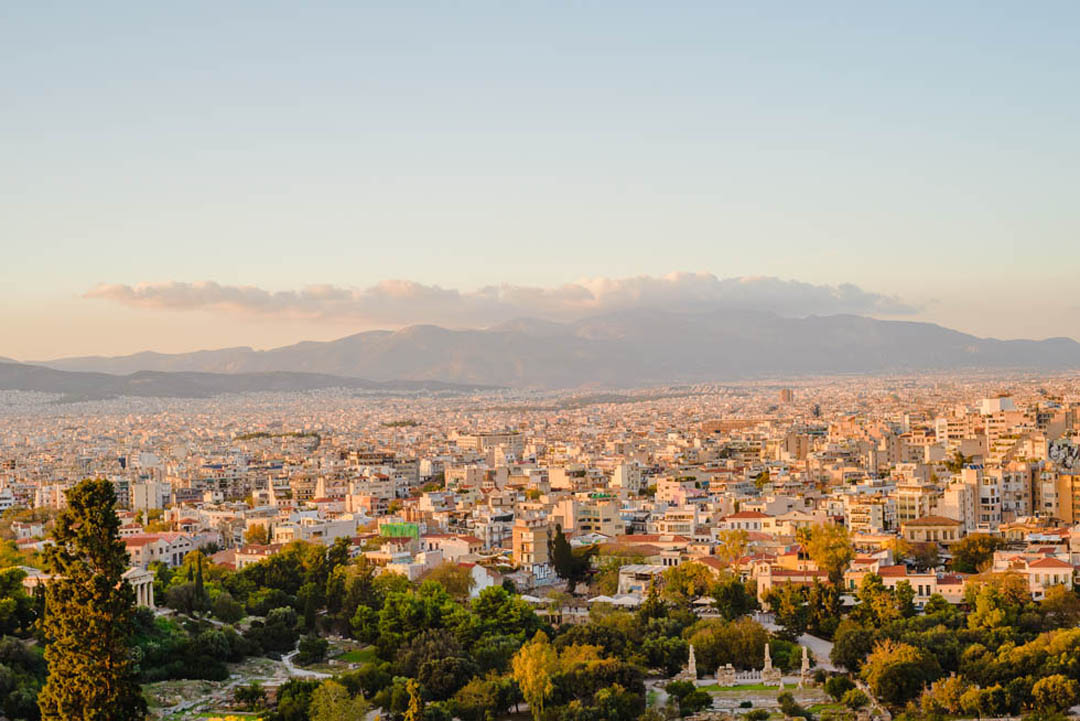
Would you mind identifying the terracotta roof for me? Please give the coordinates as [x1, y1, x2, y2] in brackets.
[767, 568, 828, 578]
[124, 535, 163, 547]
[877, 564, 909, 577]
[697, 557, 730, 572]
[618, 534, 691, 543]
[903, 515, 963, 527]
[1028, 557, 1072, 569]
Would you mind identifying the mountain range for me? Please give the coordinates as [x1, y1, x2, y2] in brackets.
[0, 362, 489, 401]
[12, 309, 1080, 393]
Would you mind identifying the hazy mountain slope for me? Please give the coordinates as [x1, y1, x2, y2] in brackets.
[0, 362, 488, 400]
[28, 310, 1080, 387]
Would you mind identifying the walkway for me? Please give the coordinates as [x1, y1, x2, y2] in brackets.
[755, 612, 836, 671]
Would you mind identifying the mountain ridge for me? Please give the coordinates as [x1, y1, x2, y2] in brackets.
[0, 363, 492, 401]
[22, 309, 1080, 388]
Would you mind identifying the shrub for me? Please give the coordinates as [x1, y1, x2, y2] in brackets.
[297, 634, 329, 666]
[825, 675, 856, 701]
[843, 689, 869, 710]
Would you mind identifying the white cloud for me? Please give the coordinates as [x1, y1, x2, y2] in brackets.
[85, 273, 917, 327]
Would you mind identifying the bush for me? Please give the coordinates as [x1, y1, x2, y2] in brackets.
[842, 688, 869, 710]
[664, 680, 696, 702]
[297, 634, 329, 665]
[212, 592, 245, 623]
[678, 689, 713, 716]
[746, 710, 770, 721]
[234, 681, 267, 710]
[825, 675, 856, 701]
[778, 691, 813, 720]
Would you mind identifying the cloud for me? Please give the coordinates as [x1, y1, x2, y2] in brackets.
[85, 273, 918, 327]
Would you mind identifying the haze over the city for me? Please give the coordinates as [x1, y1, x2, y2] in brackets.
[5, 2, 1080, 360]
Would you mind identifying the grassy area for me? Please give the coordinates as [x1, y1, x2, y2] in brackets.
[809, 703, 844, 713]
[196, 713, 261, 719]
[700, 682, 776, 692]
[647, 690, 659, 707]
[336, 647, 377, 665]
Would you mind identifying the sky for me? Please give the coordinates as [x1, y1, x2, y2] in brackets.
[3, 1, 1080, 360]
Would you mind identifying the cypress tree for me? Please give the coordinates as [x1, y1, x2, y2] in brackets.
[38, 478, 147, 721]
[195, 552, 205, 604]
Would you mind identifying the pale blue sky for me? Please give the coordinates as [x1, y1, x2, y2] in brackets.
[3, 2, 1080, 358]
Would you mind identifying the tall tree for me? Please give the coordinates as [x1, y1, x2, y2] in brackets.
[715, 529, 749, 566]
[805, 523, 855, 585]
[194, 551, 205, 605]
[549, 526, 592, 594]
[308, 679, 369, 721]
[38, 478, 147, 721]
[763, 583, 809, 641]
[950, 534, 1007, 574]
[422, 562, 476, 602]
[711, 574, 756, 621]
[512, 630, 557, 721]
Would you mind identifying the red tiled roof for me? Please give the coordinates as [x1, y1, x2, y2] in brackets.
[1028, 557, 1072, 569]
[877, 565, 908, 577]
[903, 515, 963, 527]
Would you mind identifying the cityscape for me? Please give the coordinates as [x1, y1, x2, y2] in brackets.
[5, 3, 1080, 721]
[4, 372, 1080, 720]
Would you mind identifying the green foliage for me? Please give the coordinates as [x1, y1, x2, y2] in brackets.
[211, 591, 245, 623]
[685, 616, 768, 671]
[806, 579, 842, 638]
[550, 527, 594, 594]
[38, 478, 147, 721]
[0, 539, 38, 571]
[804, 524, 854, 585]
[0, 567, 37, 636]
[297, 633, 329, 665]
[778, 691, 814, 719]
[824, 674, 855, 701]
[944, 450, 971, 474]
[831, 620, 878, 672]
[763, 582, 809, 641]
[233, 681, 267, 710]
[661, 562, 714, 607]
[860, 639, 941, 708]
[422, 562, 475, 602]
[950, 534, 1008, 574]
[244, 605, 300, 654]
[267, 678, 320, 721]
[842, 688, 869, 710]
[0, 635, 46, 721]
[711, 574, 758, 621]
[665, 680, 712, 716]
[1031, 674, 1080, 712]
[308, 679, 369, 721]
[513, 631, 557, 721]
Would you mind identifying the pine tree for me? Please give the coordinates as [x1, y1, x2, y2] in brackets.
[38, 478, 147, 721]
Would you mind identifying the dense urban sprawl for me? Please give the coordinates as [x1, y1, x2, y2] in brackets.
[3, 373, 1080, 721]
